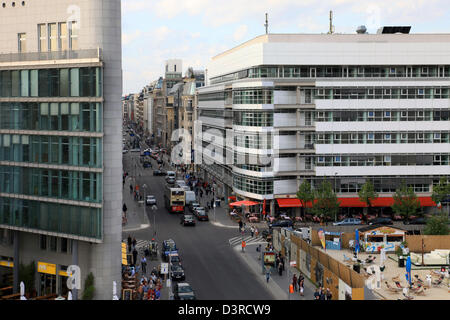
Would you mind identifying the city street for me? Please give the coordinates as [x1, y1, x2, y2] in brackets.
[121, 141, 274, 300]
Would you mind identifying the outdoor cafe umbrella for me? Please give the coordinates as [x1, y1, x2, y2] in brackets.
[20, 281, 26, 300]
[405, 255, 412, 287]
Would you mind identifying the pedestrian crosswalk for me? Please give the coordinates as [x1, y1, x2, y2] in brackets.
[134, 239, 149, 250]
[228, 235, 267, 247]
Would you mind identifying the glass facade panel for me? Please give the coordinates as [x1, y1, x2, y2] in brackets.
[49, 23, 57, 52]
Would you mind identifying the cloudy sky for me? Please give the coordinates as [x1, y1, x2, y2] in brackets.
[121, 0, 450, 94]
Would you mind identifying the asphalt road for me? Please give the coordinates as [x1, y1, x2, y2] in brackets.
[122, 147, 273, 300]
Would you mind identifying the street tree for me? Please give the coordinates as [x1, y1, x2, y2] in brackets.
[431, 177, 450, 216]
[358, 180, 378, 219]
[392, 183, 421, 220]
[296, 180, 314, 217]
[424, 213, 449, 235]
[311, 181, 340, 223]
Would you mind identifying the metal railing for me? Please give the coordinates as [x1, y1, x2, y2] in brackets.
[0, 49, 101, 63]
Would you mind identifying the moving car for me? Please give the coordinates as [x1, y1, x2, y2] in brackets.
[173, 283, 196, 300]
[333, 218, 362, 226]
[268, 220, 293, 228]
[161, 239, 177, 262]
[368, 217, 393, 225]
[166, 171, 176, 179]
[403, 217, 427, 225]
[189, 202, 201, 213]
[153, 169, 166, 176]
[194, 207, 208, 221]
[170, 264, 185, 281]
[181, 215, 196, 226]
[166, 177, 176, 185]
[146, 195, 157, 206]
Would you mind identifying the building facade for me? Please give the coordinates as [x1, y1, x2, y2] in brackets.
[197, 32, 450, 215]
[0, 0, 122, 299]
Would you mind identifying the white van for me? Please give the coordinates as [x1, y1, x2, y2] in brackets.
[185, 191, 196, 205]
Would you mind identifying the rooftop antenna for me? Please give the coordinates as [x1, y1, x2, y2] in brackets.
[328, 10, 335, 34]
[264, 13, 269, 34]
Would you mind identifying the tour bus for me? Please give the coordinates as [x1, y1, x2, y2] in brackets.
[164, 186, 185, 213]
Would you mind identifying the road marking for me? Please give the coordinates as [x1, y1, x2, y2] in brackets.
[228, 235, 266, 247]
[210, 221, 239, 229]
[123, 224, 150, 232]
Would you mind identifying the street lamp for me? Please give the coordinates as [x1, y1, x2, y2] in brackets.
[143, 184, 147, 225]
[334, 172, 338, 222]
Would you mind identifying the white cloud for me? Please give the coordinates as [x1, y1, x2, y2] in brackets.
[233, 25, 248, 41]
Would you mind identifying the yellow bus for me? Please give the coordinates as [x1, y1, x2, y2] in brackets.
[164, 186, 185, 213]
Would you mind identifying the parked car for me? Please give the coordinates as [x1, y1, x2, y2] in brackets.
[166, 177, 176, 185]
[189, 202, 201, 213]
[403, 217, 427, 225]
[365, 214, 377, 222]
[168, 253, 182, 266]
[122, 149, 128, 154]
[153, 169, 166, 176]
[146, 195, 157, 206]
[170, 264, 185, 281]
[173, 282, 196, 300]
[268, 220, 293, 229]
[393, 214, 403, 221]
[333, 218, 362, 226]
[194, 207, 208, 221]
[180, 215, 196, 226]
[368, 217, 393, 225]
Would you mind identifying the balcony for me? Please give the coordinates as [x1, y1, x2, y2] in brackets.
[0, 49, 102, 64]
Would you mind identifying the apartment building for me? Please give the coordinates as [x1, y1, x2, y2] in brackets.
[197, 31, 450, 216]
[0, 0, 122, 299]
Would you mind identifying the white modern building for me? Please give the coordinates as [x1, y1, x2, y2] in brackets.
[197, 30, 450, 216]
[0, 0, 122, 299]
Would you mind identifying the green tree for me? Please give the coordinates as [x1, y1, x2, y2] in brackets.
[82, 272, 95, 300]
[432, 177, 450, 215]
[392, 183, 421, 220]
[311, 181, 340, 222]
[297, 180, 314, 217]
[358, 180, 378, 219]
[424, 213, 449, 235]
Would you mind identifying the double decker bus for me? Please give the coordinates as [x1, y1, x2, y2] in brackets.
[164, 186, 185, 213]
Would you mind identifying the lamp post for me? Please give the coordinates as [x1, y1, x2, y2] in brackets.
[143, 184, 147, 225]
[334, 172, 338, 222]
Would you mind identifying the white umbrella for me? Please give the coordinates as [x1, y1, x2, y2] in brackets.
[20, 281, 27, 300]
[113, 281, 119, 300]
[68, 291, 73, 300]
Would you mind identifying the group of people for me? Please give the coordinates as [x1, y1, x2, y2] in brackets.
[292, 273, 305, 296]
[313, 287, 333, 300]
[136, 269, 162, 301]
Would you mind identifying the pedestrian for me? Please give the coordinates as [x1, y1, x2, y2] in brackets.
[319, 287, 326, 300]
[276, 255, 280, 270]
[314, 288, 320, 300]
[210, 198, 214, 208]
[265, 267, 271, 283]
[141, 256, 147, 274]
[130, 184, 133, 194]
[127, 235, 132, 252]
[250, 226, 255, 237]
[132, 248, 138, 266]
[278, 261, 283, 276]
[281, 255, 285, 271]
[255, 227, 259, 237]
[132, 238, 137, 250]
[238, 220, 243, 233]
[326, 288, 332, 300]
[299, 279, 304, 296]
[123, 203, 128, 217]
[293, 274, 298, 292]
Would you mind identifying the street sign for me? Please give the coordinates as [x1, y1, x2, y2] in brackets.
[160, 263, 168, 274]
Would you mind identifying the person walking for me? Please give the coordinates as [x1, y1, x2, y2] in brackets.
[141, 256, 147, 274]
[132, 238, 137, 251]
[314, 288, 320, 300]
[265, 266, 271, 283]
[250, 226, 255, 238]
[130, 184, 133, 194]
[292, 274, 298, 292]
[132, 248, 138, 266]
[326, 288, 332, 300]
[238, 220, 243, 233]
[122, 203, 128, 218]
[299, 279, 304, 296]
[127, 235, 132, 252]
[319, 287, 326, 300]
[278, 261, 283, 276]
[281, 255, 285, 271]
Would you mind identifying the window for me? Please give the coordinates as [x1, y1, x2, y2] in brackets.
[384, 89, 391, 95]
[335, 156, 341, 163]
[69, 21, 78, 50]
[18, 33, 26, 53]
[38, 24, 47, 52]
[318, 156, 325, 163]
[384, 111, 391, 118]
[59, 22, 67, 51]
[384, 155, 391, 162]
[368, 89, 374, 96]
[49, 236, 57, 252]
[49, 23, 57, 52]
[367, 133, 374, 140]
[418, 88, 424, 95]
[368, 111, 374, 118]
[40, 235, 47, 250]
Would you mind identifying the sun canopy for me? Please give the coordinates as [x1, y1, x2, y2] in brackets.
[277, 198, 302, 208]
[229, 200, 259, 207]
[338, 197, 436, 208]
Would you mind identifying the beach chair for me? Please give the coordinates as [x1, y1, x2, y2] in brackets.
[412, 285, 426, 296]
[432, 275, 444, 287]
[402, 292, 414, 300]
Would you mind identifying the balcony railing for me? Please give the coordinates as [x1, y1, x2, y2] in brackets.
[0, 49, 102, 63]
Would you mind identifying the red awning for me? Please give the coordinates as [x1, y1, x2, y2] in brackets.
[277, 198, 302, 208]
[338, 197, 436, 208]
[229, 200, 259, 207]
